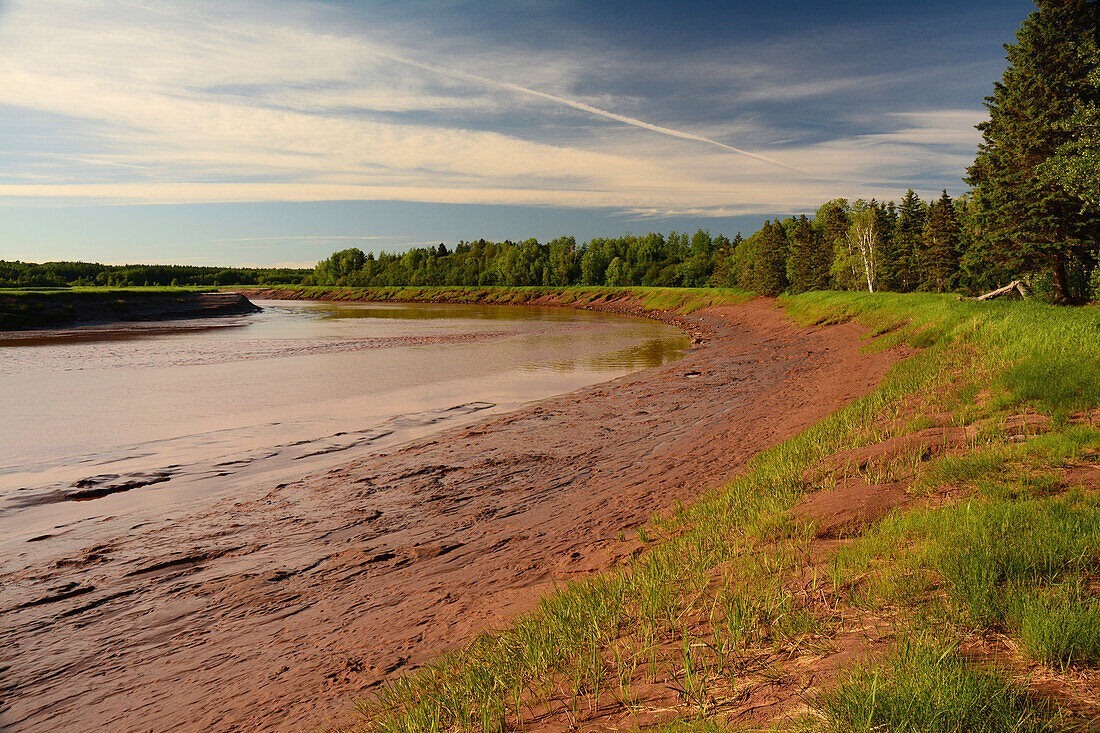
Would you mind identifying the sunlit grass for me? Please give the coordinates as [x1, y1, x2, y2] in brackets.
[334, 291, 1099, 732]
[817, 634, 1062, 733]
[0, 286, 219, 329]
[232, 283, 754, 314]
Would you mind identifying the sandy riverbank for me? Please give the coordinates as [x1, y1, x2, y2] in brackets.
[0, 297, 904, 731]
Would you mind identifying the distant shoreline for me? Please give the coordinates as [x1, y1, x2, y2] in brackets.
[0, 290, 261, 331]
[228, 284, 754, 345]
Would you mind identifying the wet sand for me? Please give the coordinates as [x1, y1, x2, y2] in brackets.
[0, 297, 903, 732]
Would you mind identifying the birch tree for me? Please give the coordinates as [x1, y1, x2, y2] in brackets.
[848, 206, 880, 293]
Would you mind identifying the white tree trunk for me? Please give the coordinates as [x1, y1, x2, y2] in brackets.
[852, 217, 877, 293]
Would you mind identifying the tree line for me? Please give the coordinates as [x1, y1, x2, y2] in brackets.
[316, 1, 1099, 303]
[0, 260, 312, 288]
[313, 184, 1096, 301]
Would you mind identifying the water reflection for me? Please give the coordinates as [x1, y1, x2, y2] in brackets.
[307, 301, 581, 323]
[588, 337, 691, 370]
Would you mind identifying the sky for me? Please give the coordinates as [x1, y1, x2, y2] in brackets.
[0, 0, 1036, 268]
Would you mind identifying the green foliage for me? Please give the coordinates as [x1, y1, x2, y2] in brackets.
[831, 201, 883, 292]
[883, 189, 925, 292]
[965, 0, 1100, 302]
[708, 234, 734, 287]
[751, 220, 789, 296]
[819, 636, 1060, 733]
[920, 191, 961, 292]
[314, 231, 740, 290]
[309, 186, 1098, 303]
[0, 260, 310, 288]
[1038, 39, 1100, 209]
[785, 215, 825, 293]
[314, 248, 367, 285]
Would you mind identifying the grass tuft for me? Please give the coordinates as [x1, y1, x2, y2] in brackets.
[336, 290, 1099, 732]
[818, 635, 1061, 733]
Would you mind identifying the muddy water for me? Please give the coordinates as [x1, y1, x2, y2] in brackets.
[0, 300, 687, 561]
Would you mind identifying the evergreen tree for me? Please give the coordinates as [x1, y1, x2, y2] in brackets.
[965, 0, 1100, 302]
[785, 215, 820, 293]
[878, 201, 899, 288]
[752, 220, 789, 296]
[710, 235, 733, 287]
[1039, 37, 1100, 208]
[727, 233, 751, 288]
[921, 190, 962, 292]
[956, 192, 1011, 293]
[888, 190, 925, 292]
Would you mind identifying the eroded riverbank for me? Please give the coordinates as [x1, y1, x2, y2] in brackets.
[0, 297, 903, 732]
[0, 290, 260, 330]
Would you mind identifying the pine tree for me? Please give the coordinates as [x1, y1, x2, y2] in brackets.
[878, 201, 899, 289]
[752, 220, 789, 296]
[965, 0, 1100, 302]
[886, 190, 925, 292]
[1040, 37, 1100, 208]
[785, 215, 820, 292]
[921, 191, 961, 292]
[710, 235, 732, 286]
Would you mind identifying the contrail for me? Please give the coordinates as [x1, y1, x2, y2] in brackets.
[378, 52, 811, 176]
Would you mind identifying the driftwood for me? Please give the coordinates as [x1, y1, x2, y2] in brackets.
[976, 280, 1029, 300]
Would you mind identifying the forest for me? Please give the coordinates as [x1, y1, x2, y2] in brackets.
[0, 260, 311, 288]
[310, 187, 1097, 303]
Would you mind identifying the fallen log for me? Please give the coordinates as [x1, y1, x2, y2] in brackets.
[976, 280, 1028, 300]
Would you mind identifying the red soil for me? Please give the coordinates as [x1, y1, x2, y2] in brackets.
[0, 298, 903, 732]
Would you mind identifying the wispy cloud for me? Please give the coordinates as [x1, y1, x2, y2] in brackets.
[0, 0, 987, 217]
[375, 52, 812, 175]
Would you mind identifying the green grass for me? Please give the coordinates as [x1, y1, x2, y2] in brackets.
[233, 283, 754, 314]
[0, 286, 218, 329]
[817, 635, 1061, 733]
[782, 291, 1100, 414]
[336, 290, 1099, 732]
[832, 489, 1100, 665]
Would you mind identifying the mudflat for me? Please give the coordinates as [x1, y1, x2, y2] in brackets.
[0, 298, 903, 732]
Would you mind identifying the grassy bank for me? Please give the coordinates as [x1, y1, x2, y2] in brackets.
[0, 287, 234, 330]
[230, 284, 754, 315]
[340, 291, 1100, 732]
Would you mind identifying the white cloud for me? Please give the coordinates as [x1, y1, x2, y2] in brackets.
[0, 0, 984, 216]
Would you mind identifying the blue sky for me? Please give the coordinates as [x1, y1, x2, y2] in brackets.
[0, 0, 1035, 267]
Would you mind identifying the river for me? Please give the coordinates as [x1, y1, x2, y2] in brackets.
[0, 299, 687, 562]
